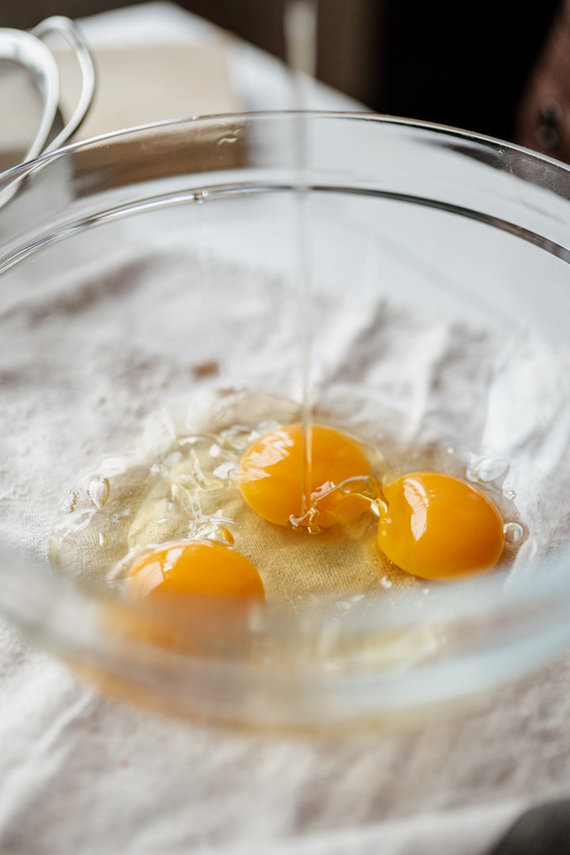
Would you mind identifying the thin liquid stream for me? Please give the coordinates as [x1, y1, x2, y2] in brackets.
[284, 0, 319, 525]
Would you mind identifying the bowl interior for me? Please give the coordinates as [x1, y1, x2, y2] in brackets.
[0, 113, 569, 729]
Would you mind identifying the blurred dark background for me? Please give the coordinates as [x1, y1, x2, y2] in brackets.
[1, 0, 567, 160]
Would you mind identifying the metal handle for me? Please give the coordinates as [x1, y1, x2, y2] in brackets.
[0, 28, 60, 165]
[31, 16, 96, 153]
[0, 16, 95, 208]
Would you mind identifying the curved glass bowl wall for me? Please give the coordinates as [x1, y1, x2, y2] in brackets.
[0, 113, 569, 730]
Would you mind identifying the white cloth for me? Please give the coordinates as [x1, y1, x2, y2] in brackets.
[3, 612, 570, 855]
[1, 5, 570, 855]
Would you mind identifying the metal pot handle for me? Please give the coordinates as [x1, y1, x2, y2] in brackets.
[0, 16, 95, 207]
[31, 15, 96, 153]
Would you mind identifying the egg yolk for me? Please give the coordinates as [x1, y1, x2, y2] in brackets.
[377, 472, 504, 580]
[238, 423, 372, 529]
[127, 541, 265, 602]
[115, 541, 264, 654]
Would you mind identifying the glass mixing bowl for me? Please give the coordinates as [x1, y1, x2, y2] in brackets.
[0, 112, 569, 731]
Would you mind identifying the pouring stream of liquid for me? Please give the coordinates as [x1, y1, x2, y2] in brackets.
[284, 0, 319, 525]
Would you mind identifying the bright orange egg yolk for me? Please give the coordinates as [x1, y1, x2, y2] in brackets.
[120, 542, 263, 654]
[377, 472, 504, 580]
[238, 423, 372, 528]
[127, 541, 265, 602]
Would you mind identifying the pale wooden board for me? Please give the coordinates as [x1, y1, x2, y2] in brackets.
[55, 40, 240, 139]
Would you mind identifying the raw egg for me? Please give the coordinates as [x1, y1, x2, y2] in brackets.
[127, 540, 265, 602]
[116, 541, 264, 653]
[238, 423, 372, 528]
[377, 471, 505, 580]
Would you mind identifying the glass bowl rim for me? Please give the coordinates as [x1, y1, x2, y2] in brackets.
[1, 109, 570, 728]
[2, 108, 570, 187]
